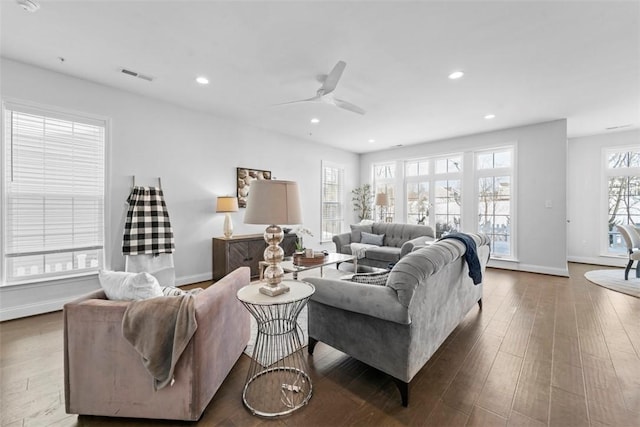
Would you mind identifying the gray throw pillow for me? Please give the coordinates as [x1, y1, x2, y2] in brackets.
[350, 271, 389, 286]
[361, 231, 385, 246]
[350, 224, 373, 243]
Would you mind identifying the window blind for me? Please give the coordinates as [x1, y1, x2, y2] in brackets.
[321, 162, 344, 242]
[3, 102, 105, 284]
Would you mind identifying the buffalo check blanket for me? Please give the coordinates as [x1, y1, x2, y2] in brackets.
[122, 186, 175, 255]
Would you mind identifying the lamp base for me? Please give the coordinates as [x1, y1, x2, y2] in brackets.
[259, 283, 290, 296]
[223, 213, 233, 238]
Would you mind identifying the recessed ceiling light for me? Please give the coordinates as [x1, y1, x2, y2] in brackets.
[484, 114, 496, 120]
[368, 139, 375, 143]
[196, 76, 209, 85]
[17, 0, 40, 12]
[310, 118, 320, 124]
[448, 71, 464, 80]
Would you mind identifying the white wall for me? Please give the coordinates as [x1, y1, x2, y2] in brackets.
[0, 58, 359, 320]
[360, 120, 569, 276]
[567, 129, 639, 267]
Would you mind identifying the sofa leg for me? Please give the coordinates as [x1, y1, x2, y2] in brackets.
[393, 378, 409, 407]
[625, 260, 633, 280]
[477, 298, 483, 310]
[308, 337, 318, 355]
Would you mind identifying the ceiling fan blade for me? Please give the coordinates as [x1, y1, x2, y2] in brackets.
[333, 98, 366, 115]
[273, 95, 320, 106]
[319, 61, 346, 95]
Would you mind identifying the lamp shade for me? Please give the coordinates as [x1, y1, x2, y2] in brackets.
[244, 180, 302, 225]
[375, 192, 389, 206]
[216, 196, 239, 213]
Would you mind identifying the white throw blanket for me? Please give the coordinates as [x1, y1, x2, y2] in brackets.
[126, 254, 175, 287]
[350, 243, 377, 259]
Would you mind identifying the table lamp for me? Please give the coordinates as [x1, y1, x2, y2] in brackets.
[376, 192, 389, 222]
[244, 180, 302, 296]
[216, 196, 239, 238]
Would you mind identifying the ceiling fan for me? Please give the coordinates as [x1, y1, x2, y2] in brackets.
[276, 61, 366, 115]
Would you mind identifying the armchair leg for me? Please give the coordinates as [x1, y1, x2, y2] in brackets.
[477, 298, 483, 310]
[393, 378, 409, 407]
[636, 261, 640, 278]
[308, 337, 318, 355]
[625, 260, 633, 280]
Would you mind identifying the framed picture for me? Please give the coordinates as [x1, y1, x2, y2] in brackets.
[237, 167, 272, 208]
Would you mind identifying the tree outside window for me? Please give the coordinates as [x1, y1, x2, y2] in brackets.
[373, 163, 395, 222]
[476, 148, 513, 258]
[606, 149, 640, 254]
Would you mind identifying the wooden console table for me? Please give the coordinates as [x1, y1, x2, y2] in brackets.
[212, 233, 297, 281]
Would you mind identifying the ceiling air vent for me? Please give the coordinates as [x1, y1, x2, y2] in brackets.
[120, 68, 154, 82]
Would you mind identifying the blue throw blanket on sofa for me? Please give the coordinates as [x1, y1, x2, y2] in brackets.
[439, 233, 482, 285]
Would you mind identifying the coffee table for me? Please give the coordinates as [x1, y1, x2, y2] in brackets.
[281, 253, 357, 280]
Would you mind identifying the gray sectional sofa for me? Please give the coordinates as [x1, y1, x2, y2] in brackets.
[306, 232, 490, 406]
[332, 222, 435, 269]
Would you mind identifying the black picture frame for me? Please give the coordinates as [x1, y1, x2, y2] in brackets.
[236, 167, 272, 208]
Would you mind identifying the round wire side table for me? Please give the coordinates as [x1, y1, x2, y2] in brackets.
[236, 280, 315, 417]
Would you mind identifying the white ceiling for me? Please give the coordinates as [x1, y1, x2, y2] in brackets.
[1, 0, 638, 153]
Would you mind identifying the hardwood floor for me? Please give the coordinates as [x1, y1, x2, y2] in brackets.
[1, 263, 639, 426]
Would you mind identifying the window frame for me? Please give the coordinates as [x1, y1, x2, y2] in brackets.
[372, 162, 396, 222]
[474, 146, 516, 260]
[320, 160, 345, 243]
[601, 145, 640, 257]
[404, 154, 463, 237]
[1, 99, 109, 286]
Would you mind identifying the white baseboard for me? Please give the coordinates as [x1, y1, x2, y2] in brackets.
[567, 256, 626, 268]
[0, 296, 75, 322]
[488, 259, 569, 277]
[176, 272, 213, 286]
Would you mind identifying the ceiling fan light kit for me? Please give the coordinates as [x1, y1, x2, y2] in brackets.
[277, 60, 366, 115]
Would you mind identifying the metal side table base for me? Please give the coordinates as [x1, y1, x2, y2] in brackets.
[237, 280, 314, 417]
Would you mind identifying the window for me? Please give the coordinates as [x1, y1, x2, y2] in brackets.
[605, 147, 640, 255]
[405, 155, 462, 237]
[2, 102, 106, 284]
[406, 161, 429, 225]
[373, 162, 395, 222]
[321, 161, 344, 242]
[476, 148, 514, 258]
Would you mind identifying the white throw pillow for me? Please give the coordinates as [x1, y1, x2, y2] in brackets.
[98, 270, 163, 301]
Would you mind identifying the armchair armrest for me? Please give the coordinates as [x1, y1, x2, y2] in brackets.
[400, 236, 435, 258]
[332, 232, 352, 253]
[305, 277, 410, 325]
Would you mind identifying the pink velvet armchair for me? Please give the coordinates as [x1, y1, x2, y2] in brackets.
[63, 267, 251, 421]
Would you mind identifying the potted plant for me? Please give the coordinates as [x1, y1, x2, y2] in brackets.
[294, 227, 313, 254]
[352, 184, 373, 221]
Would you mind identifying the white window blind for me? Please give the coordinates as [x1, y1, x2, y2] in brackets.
[321, 161, 344, 242]
[2, 102, 106, 284]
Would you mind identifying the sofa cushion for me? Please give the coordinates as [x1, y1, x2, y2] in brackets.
[99, 270, 163, 301]
[350, 271, 390, 286]
[365, 246, 402, 262]
[350, 224, 373, 243]
[361, 232, 385, 246]
[372, 223, 434, 248]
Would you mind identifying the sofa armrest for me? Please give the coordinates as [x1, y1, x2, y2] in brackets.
[400, 236, 435, 258]
[191, 267, 250, 412]
[305, 277, 410, 324]
[332, 232, 352, 253]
